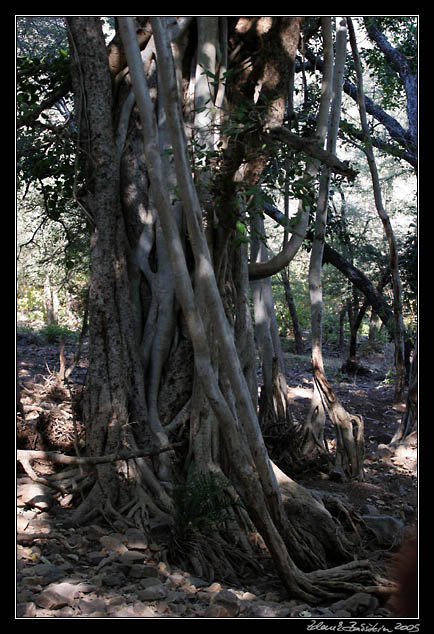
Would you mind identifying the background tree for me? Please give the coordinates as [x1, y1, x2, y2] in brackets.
[348, 17, 406, 403]
[260, 15, 416, 415]
[300, 18, 365, 481]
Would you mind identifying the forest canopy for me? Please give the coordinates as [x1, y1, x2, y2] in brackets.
[16, 16, 417, 609]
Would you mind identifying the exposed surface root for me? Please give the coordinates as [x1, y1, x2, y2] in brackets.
[290, 559, 376, 604]
[168, 529, 267, 586]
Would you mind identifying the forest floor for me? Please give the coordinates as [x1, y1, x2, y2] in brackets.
[16, 331, 417, 619]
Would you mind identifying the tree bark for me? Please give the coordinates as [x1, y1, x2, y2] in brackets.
[66, 17, 173, 523]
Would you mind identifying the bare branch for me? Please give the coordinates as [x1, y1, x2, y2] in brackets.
[363, 17, 417, 150]
[17, 444, 182, 470]
[266, 125, 358, 180]
[17, 79, 72, 129]
[303, 48, 415, 157]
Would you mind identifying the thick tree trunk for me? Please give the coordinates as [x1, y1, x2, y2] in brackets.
[68, 16, 131, 496]
[119, 16, 374, 594]
[63, 16, 375, 596]
[67, 17, 173, 524]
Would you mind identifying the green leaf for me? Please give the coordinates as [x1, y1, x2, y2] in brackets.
[236, 220, 246, 235]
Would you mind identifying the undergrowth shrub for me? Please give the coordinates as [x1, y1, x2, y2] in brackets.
[174, 469, 235, 535]
[38, 323, 77, 343]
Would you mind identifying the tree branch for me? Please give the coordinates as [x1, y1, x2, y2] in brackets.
[259, 201, 395, 338]
[266, 125, 358, 180]
[17, 444, 182, 470]
[363, 18, 414, 82]
[17, 79, 72, 129]
[340, 120, 417, 170]
[322, 243, 394, 338]
[363, 17, 417, 150]
[303, 48, 415, 158]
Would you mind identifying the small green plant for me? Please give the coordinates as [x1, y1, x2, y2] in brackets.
[383, 369, 396, 385]
[38, 323, 76, 343]
[174, 468, 234, 535]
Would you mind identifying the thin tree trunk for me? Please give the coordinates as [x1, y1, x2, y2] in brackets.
[348, 17, 406, 403]
[281, 157, 304, 355]
[251, 213, 291, 426]
[338, 301, 347, 350]
[305, 18, 365, 481]
[281, 269, 304, 354]
[392, 341, 417, 443]
[43, 275, 58, 325]
[304, 17, 334, 459]
[369, 309, 382, 343]
[347, 290, 367, 363]
[346, 268, 391, 367]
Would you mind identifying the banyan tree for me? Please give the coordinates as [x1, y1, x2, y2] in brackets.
[22, 16, 417, 601]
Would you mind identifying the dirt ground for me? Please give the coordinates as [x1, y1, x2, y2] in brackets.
[16, 332, 418, 618]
